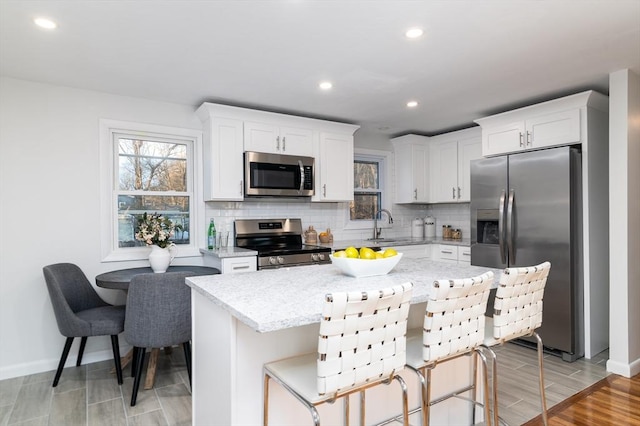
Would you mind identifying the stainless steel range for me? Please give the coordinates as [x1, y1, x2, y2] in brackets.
[235, 218, 332, 269]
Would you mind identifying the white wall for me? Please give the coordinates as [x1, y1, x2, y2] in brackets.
[0, 77, 206, 379]
[0, 77, 472, 379]
[607, 69, 640, 378]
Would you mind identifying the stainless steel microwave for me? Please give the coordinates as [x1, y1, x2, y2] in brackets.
[244, 151, 314, 197]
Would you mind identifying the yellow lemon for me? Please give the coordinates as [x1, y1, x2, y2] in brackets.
[345, 246, 359, 258]
[375, 252, 384, 259]
[359, 247, 376, 260]
[333, 250, 347, 258]
[383, 248, 398, 258]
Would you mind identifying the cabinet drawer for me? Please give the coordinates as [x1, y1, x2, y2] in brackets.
[458, 246, 471, 263]
[222, 257, 257, 274]
[438, 245, 458, 260]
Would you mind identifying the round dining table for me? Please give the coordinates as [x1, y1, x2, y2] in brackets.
[95, 265, 219, 389]
[95, 266, 220, 290]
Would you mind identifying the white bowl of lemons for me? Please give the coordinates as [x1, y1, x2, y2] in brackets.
[329, 247, 403, 278]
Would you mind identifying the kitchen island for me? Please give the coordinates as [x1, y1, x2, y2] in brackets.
[186, 258, 501, 425]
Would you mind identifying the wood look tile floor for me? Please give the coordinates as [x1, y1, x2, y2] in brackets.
[0, 343, 609, 426]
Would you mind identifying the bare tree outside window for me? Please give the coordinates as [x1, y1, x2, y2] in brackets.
[350, 159, 381, 220]
[117, 138, 190, 247]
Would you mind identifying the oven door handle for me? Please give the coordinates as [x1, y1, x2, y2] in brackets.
[298, 160, 305, 193]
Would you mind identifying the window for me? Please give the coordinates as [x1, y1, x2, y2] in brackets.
[100, 120, 202, 261]
[348, 149, 391, 228]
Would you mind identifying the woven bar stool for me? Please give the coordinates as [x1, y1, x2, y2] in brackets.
[481, 261, 551, 426]
[405, 271, 494, 426]
[263, 282, 413, 426]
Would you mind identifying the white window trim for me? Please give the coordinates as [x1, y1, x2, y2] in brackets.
[99, 119, 203, 262]
[344, 148, 393, 231]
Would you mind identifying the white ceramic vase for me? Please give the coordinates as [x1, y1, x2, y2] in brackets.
[148, 245, 174, 273]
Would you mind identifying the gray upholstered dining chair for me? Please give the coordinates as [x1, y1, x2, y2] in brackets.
[43, 263, 125, 387]
[124, 271, 194, 406]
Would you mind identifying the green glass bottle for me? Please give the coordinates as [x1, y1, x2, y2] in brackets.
[207, 218, 216, 250]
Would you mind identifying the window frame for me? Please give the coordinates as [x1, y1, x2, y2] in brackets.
[99, 119, 203, 262]
[345, 148, 393, 230]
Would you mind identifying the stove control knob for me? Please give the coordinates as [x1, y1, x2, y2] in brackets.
[277, 256, 285, 264]
[269, 257, 278, 265]
[311, 253, 319, 261]
[318, 253, 325, 261]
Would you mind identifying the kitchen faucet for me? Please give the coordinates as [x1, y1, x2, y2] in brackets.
[373, 208, 393, 240]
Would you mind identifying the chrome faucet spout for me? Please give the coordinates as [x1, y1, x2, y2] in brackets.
[373, 209, 394, 240]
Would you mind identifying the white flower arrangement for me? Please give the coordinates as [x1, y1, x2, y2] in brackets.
[134, 212, 179, 249]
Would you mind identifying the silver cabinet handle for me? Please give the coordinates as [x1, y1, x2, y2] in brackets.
[519, 132, 525, 148]
[240, 180, 243, 196]
[526, 131, 532, 147]
[452, 187, 456, 200]
[507, 189, 515, 263]
[276, 136, 280, 151]
[231, 263, 251, 271]
[499, 190, 506, 264]
[457, 186, 461, 199]
[441, 250, 453, 254]
[323, 184, 327, 197]
[414, 188, 417, 200]
[282, 136, 286, 151]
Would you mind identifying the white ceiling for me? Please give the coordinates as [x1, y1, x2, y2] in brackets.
[1, 1, 639, 138]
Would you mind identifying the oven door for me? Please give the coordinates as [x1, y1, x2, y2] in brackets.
[244, 151, 314, 197]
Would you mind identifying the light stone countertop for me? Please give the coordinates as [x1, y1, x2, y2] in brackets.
[186, 258, 502, 333]
[199, 247, 257, 259]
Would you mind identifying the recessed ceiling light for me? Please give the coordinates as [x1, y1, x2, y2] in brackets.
[34, 17, 57, 29]
[405, 27, 423, 39]
[319, 81, 333, 90]
[407, 101, 419, 108]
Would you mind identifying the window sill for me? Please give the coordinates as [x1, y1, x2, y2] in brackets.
[101, 246, 202, 263]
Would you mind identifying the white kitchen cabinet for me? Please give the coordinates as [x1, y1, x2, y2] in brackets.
[430, 128, 482, 203]
[196, 107, 244, 201]
[244, 121, 314, 156]
[391, 135, 430, 204]
[393, 244, 431, 259]
[433, 244, 470, 264]
[474, 92, 603, 157]
[202, 251, 257, 274]
[313, 132, 355, 202]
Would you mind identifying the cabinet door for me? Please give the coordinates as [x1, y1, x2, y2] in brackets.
[315, 132, 353, 202]
[482, 121, 525, 156]
[204, 117, 244, 201]
[458, 246, 471, 264]
[244, 121, 279, 153]
[526, 109, 580, 150]
[280, 126, 314, 156]
[430, 140, 458, 202]
[395, 143, 429, 203]
[393, 245, 430, 259]
[457, 136, 482, 202]
[412, 144, 430, 203]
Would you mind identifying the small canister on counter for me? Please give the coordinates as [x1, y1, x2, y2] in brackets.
[442, 225, 452, 239]
[411, 218, 424, 239]
[452, 229, 462, 240]
[424, 216, 436, 238]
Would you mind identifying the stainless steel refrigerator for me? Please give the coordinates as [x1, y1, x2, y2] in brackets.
[470, 146, 583, 361]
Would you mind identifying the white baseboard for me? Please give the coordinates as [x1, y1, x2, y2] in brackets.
[606, 356, 640, 378]
[0, 345, 132, 381]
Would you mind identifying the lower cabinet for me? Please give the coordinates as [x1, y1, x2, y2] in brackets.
[393, 244, 431, 259]
[432, 244, 470, 264]
[203, 255, 257, 274]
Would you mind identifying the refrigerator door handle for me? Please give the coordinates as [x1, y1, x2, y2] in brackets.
[507, 189, 515, 263]
[499, 190, 506, 264]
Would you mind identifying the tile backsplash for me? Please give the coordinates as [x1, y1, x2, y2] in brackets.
[206, 201, 470, 243]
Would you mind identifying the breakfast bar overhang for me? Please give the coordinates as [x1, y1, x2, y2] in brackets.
[186, 259, 501, 425]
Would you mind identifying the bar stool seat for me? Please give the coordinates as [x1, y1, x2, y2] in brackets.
[481, 261, 551, 426]
[405, 271, 494, 426]
[263, 282, 414, 426]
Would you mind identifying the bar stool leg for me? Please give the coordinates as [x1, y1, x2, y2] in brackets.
[534, 332, 549, 426]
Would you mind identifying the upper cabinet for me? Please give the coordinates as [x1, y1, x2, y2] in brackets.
[197, 102, 359, 202]
[391, 135, 430, 204]
[313, 131, 356, 202]
[430, 127, 482, 203]
[244, 121, 314, 156]
[196, 105, 245, 201]
[475, 91, 609, 157]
